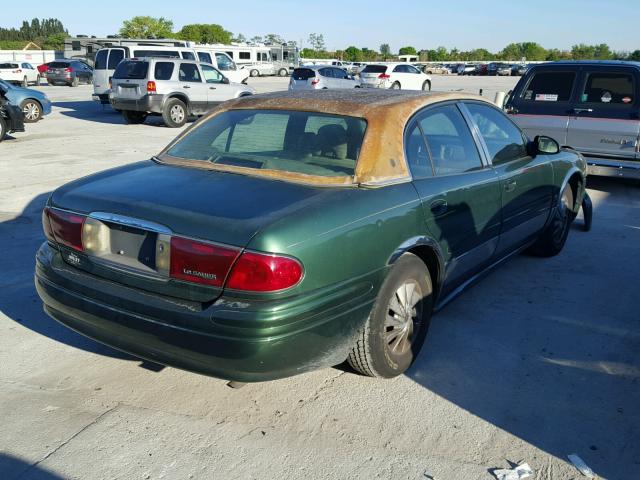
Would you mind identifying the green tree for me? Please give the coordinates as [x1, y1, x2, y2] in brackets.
[119, 16, 173, 39]
[380, 43, 391, 59]
[398, 46, 417, 56]
[629, 50, 640, 61]
[344, 46, 362, 62]
[250, 35, 263, 44]
[264, 33, 284, 45]
[308, 33, 326, 51]
[176, 24, 232, 44]
[43, 32, 66, 50]
[593, 43, 612, 59]
[233, 33, 247, 43]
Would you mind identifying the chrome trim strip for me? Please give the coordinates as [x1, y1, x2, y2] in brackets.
[89, 212, 172, 234]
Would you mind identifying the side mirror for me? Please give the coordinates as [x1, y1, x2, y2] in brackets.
[222, 77, 230, 84]
[533, 135, 560, 155]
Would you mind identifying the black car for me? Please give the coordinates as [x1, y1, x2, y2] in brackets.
[0, 91, 26, 142]
[46, 60, 93, 87]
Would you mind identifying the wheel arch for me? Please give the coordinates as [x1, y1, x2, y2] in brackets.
[558, 165, 586, 213]
[162, 93, 190, 110]
[387, 236, 445, 300]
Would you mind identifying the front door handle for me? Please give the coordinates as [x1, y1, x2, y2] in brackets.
[430, 199, 448, 216]
[572, 108, 593, 114]
[183, 85, 191, 89]
[209, 86, 216, 90]
[504, 179, 517, 192]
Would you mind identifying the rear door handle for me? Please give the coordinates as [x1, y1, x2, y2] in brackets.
[504, 179, 517, 192]
[430, 199, 448, 216]
[209, 86, 216, 90]
[183, 85, 191, 89]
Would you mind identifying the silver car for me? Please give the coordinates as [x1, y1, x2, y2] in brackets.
[109, 58, 254, 128]
[289, 66, 360, 90]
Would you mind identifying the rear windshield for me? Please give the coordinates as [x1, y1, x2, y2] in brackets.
[0, 63, 19, 69]
[166, 109, 367, 178]
[361, 65, 387, 74]
[48, 62, 70, 68]
[292, 68, 315, 80]
[113, 61, 149, 79]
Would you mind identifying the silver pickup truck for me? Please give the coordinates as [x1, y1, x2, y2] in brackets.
[506, 60, 640, 179]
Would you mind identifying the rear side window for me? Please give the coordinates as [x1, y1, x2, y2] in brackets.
[182, 51, 196, 60]
[580, 72, 635, 105]
[417, 105, 483, 175]
[293, 68, 315, 80]
[94, 49, 108, 70]
[405, 123, 433, 178]
[319, 68, 333, 78]
[133, 50, 180, 58]
[198, 52, 212, 64]
[0, 63, 19, 68]
[113, 61, 149, 79]
[154, 62, 174, 81]
[178, 63, 201, 82]
[362, 65, 387, 74]
[521, 71, 576, 102]
[107, 49, 125, 69]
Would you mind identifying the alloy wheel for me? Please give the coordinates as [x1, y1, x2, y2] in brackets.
[23, 102, 40, 121]
[170, 105, 185, 124]
[384, 280, 422, 356]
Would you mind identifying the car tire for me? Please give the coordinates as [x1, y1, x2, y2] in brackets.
[47, 79, 54, 86]
[36, 74, 41, 86]
[391, 82, 401, 90]
[21, 76, 28, 87]
[21, 99, 42, 123]
[422, 80, 431, 91]
[162, 98, 187, 128]
[347, 252, 433, 378]
[250, 69, 260, 77]
[0, 116, 6, 143]
[122, 110, 148, 125]
[528, 183, 575, 257]
[278, 68, 288, 77]
[71, 76, 78, 87]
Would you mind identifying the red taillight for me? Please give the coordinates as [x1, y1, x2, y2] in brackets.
[43, 207, 85, 251]
[13, 69, 22, 73]
[64, 67, 72, 73]
[311, 78, 319, 87]
[226, 251, 303, 292]
[378, 73, 390, 79]
[170, 236, 239, 287]
[147, 81, 157, 93]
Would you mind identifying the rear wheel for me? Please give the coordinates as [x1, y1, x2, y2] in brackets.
[0, 116, 6, 143]
[22, 76, 28, 87]
[250, 69, 260, 77]
[278, 68, 288, 77]
[528, 183, 575, 257]
[122, 110, 148, 125]
[422, 80, 431, 91]
[391, 81, 401, 90]
[21, 100, 42, 123]
[70, 76, 79, 87]
[348, 253, 433, 378]
[35, 74, 41, 85]
[162, 98, 187, 128]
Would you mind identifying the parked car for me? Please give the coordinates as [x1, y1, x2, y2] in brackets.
[474, 64, 488, 76]
[360, 63, 432, 90]
[0, 78, 52, 123]
[0, 62, 40, 86]
[37, 62, 50, 78]
[109, 58, 255, 127]
[424, 64, 451, 75]
[506, 60, 640, 179]
[92, 46, 248, 105]
[0, 89, 25, 142]
[46, 60, 93, 87]
[457, 64, 476, 75]
[35, 89, 586, 382]
[289, 65, 360, 90]
[511, 64, 528, 76]
[487, 63, 512, 76]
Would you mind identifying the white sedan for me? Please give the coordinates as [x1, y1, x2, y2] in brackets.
[0, 62, 40, 86]
[359, 63, 432, 91]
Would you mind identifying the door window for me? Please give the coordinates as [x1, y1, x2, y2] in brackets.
[94, 49, 108, 70]
[579, 72, 635, 105]
[107, 49, 124, 69]
[182, 51, 196, 60]
[319, 68, 332, 78]
[405, 123, 433, 178]
[406, 65, 421, 74]
[521, 71, 575, 102]
[198, 52, 212, 64]
[201, 64, 224, 83]
[465, 103, 529, 165]
[417, 105, 483, 175]
[393, 65, 408, 73]
[179, 63, 202, 82]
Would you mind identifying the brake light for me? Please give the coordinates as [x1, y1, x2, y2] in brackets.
[378, 73, 390, 79]
[147, 81, 157, 93]
[43, 207, 86, 251]
[170, 236, 239, 287]
[64, 68, 72, 73]
[311, 78, 320, 87]
[226, 251, 303, 292]
[13, 69, 22, 74]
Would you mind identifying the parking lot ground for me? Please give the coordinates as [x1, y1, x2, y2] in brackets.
[1, 78, 638, 480]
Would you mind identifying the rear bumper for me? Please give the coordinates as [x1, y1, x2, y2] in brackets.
[92, 93, 110, 104]
[586, 158, 640, 179]
[109, 94, 164, 114]
[35, 242, 374, 382]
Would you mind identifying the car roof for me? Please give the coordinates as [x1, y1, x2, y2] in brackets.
[159, 89, 494, 187]
[296, 65, 340, 71]
[531, 60, 640, 69]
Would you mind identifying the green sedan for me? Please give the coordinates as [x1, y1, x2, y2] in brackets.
[35, 90, 587, 382]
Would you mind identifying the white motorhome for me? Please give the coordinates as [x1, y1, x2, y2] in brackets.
[92, 44, 247, 104]
[201, 44, 290, 77]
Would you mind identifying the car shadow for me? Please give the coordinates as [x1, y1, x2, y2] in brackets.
[53, 100, 125, 125]
[0, 192, 134, 360]
[403, 184, 639, 479]
[0, 453, 65, 480]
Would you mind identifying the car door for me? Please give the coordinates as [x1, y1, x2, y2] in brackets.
[404, 64, 424, 89]
[200, 64, 232, 105]
[506, 67, 579, 145]
[392, 64, 409, 87]
[318, 68, 333, 88]
[408, 103, 502, 293]
[462, 101, 554, 256]
[566, 66, 640, 163]
[178, 62, 208, 114]
[332, 67, 352, 88]
[22, 63, 37, 83]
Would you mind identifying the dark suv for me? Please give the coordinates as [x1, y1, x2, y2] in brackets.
[47, 60, 94, 87]
[0, 91, 25, 142]
[506, 61, 640, 179]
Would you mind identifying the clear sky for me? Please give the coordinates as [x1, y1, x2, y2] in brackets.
[3, 0, 638, 52]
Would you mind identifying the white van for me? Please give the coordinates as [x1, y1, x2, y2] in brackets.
[92, 45, 248, 104]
